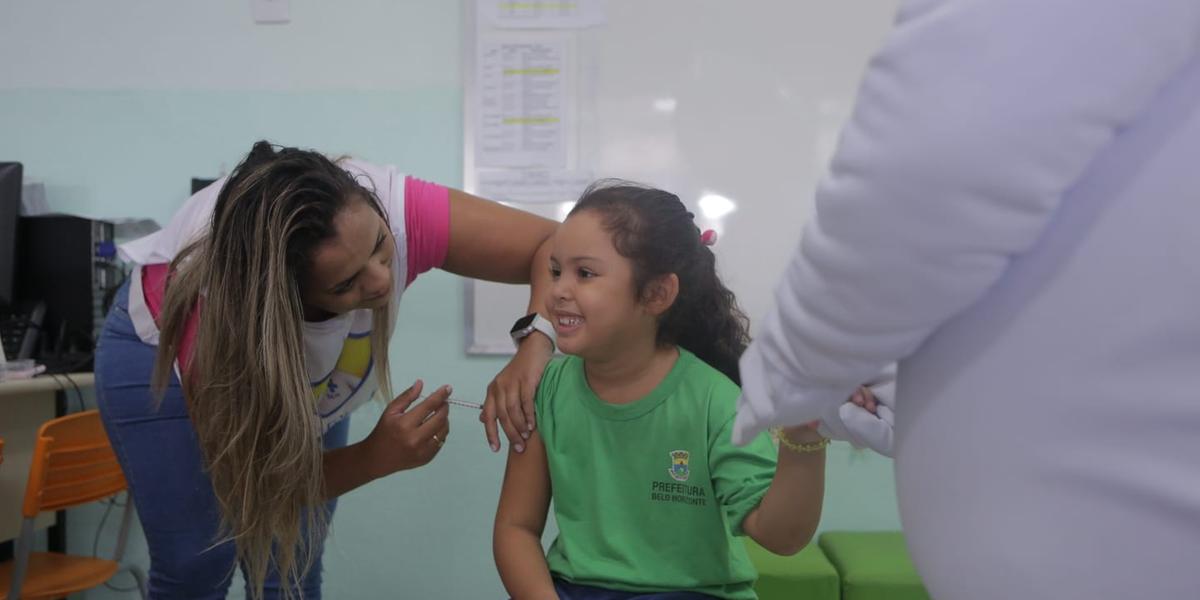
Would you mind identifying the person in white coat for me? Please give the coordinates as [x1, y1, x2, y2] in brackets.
[732, 1, 1200, 597]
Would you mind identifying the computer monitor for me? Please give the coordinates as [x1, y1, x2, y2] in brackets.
[0, 162, 22, 308]
[192, 177, 217, 194]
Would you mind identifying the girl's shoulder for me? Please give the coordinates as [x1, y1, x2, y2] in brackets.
[674, 349, 743, 424]
[677, 349, 741, 399]
[534, 354, 582, 407]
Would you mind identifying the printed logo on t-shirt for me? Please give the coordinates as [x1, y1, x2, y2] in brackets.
[312, 332, 376, 430]
[669, 450, 690, 482]
[650, 449, 707, 507]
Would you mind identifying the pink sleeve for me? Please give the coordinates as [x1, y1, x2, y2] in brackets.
[404, 176, 451, 288]
[141, 263, 201, 379]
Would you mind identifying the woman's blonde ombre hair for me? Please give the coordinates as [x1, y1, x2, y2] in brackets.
[151, 141, 392, 599]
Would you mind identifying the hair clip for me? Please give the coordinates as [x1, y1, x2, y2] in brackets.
[700, 229, 718, 246]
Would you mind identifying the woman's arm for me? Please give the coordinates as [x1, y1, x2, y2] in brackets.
[441, 188, 557, 283]
[322, 442, 377, 499]
[732, 0, 1200, 444]
[494, 431, 557, 599]
[438, 189, 559, 453]
[480, 239, 555, 454]
[741, 425, 826, 555]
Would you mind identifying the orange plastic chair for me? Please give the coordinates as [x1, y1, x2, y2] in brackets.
[0, 410, 146, 600]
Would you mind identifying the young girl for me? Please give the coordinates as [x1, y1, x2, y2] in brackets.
[493, 182, 832, 600]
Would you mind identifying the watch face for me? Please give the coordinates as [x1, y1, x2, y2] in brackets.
[510, 313, 537, 334]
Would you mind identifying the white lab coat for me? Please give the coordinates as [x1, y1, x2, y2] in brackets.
[733, 1, 1200, 597]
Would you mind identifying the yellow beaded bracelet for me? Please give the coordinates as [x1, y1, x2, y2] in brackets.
[770, 427, 830, 454]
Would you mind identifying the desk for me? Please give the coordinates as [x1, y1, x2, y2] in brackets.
[0, 373, 92, 548]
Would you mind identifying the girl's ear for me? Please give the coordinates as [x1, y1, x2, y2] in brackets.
[642, 273, 679, 317]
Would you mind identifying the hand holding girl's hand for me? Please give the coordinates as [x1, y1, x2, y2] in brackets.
[849, 386, 879, 415]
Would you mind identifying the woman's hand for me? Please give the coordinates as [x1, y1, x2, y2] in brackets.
[481, 333, 554, 453]
[363, 380, 451, 479]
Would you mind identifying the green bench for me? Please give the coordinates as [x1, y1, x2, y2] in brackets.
[744, 539, 839, 600]
[818, 532, 930, 600]
[745, 532, 930, 600]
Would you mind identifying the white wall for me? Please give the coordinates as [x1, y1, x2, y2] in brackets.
[1, 0, 458, 90]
